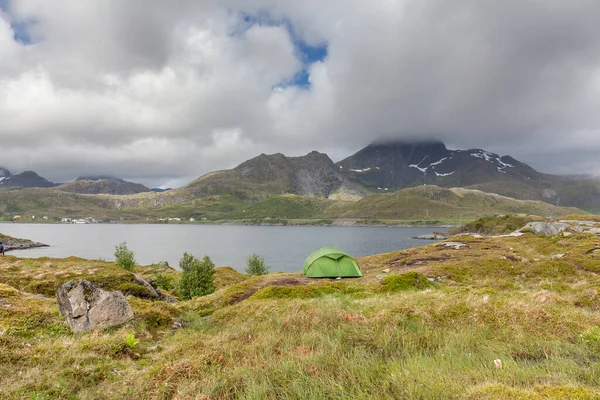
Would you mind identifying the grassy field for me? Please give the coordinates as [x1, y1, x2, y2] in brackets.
[1, 219, 600, 399]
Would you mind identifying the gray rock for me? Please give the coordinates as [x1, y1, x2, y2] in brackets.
[172, 321, 183, 329]
[559, 220, 599, 227]
[56, 280, 134, 333]
[522, 222, 570, 236]
[588, 228, 600, 235]
[442, 242, 468, 249]
[412, 234, 448, 240]
[154, 261, 174, 270]
[134, 274, 160, 299]
[162, 295, 178, 304]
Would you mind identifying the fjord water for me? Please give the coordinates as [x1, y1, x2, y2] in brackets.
[0, 224, 448, 273]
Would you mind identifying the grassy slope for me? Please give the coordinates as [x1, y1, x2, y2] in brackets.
[56, 180, 151, 195]
[324, 186, 584, 220]
[1, 185, 586, 224]
[2, 220, 600, 398]
[467, 178, 600, 213]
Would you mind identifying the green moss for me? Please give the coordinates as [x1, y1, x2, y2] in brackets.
[380, 272, 434, 292]
[526, 261, 577, 277]
[0, 283, 20, 298]
[128, 298, 179, 329]
[534, 386, 600, 399]
[23, 281, 58, 297]
[118, 283, 155, 299]
[464, 384, 600, 399]
[251, 283, 366, 300]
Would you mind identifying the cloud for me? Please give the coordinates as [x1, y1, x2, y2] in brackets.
[1, 0, 600, 185]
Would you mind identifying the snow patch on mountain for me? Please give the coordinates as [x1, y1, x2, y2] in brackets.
[410, 156, 452, 175]
[435, 171, 455, 177]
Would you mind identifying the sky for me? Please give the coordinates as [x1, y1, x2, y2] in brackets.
[1, 0, 600, 188]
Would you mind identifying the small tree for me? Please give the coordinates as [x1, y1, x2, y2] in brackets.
[114, 242, 136, 271]
[178, 252, 215, 300]
[245, 253, 270, 276]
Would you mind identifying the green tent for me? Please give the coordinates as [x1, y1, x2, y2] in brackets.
[303, 247, 362, 278]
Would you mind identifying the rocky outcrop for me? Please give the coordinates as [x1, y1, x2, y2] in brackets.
[412, 234, 449, 240]
[56, 280, 133, 333]
[0, 234, 48, 251]
[521, 222, 570, 236]
[134, 274, 160, 299]
[132, 274, 177, 303]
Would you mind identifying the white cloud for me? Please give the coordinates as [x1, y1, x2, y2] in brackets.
[0, 0, 600, 185]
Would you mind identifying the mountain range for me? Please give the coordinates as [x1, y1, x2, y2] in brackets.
[0, 140, 598, 220]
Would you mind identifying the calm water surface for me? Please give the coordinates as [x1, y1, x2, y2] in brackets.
[0, 224, 448, 273]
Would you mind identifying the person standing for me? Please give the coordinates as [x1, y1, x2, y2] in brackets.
[0, 241, 4, 256]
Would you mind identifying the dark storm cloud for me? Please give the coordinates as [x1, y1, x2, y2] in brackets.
[0, 0, 599, 186]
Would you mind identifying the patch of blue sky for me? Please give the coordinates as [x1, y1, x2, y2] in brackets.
[0, 0, 35, 45]
[231, 11, 328, 89]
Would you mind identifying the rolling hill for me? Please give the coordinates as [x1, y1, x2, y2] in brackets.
[56, 177, 151, 195]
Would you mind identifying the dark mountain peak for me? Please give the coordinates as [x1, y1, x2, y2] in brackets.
[335, 139, 547, 191]
[19, 170, 44, 178]
[337, 139, 451, 174]
[0, 170, 56, 188]
[290, 151, 335, 166]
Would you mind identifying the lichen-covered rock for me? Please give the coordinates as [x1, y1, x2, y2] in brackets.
[56, 280, 133, 333]
[522, 222, 570, 236]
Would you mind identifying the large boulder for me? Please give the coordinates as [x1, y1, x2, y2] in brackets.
[522, 222, 570, 236]
[56, 280, 134, 333]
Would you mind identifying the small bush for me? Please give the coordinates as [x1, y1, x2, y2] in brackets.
[154, 273, 176, 291]
[114, 242, 136, 271]
[178, 252, 215, 300]
[245, 254, 270, 276]
[380, 272, 434, 292]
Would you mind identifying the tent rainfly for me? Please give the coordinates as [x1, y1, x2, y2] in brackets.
[303, 247, 363, 278]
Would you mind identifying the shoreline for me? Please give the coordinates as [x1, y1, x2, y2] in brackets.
[0, 234, 49, 252]
[1, 219, 459, 229]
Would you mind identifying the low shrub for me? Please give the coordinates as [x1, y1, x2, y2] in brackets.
[245, 254, 270, 276]
[178, 253, 215, 300]
[114, 242, 136, 271]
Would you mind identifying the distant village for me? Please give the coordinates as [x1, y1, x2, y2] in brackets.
[9, 215, 205, 223]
